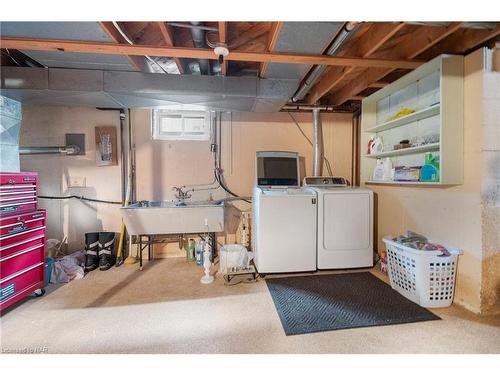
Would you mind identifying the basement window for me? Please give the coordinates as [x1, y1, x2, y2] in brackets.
[152, 109, 210, 141]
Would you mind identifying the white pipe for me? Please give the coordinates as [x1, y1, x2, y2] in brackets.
[20, 146, 80, 155]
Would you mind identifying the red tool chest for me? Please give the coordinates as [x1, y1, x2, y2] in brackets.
[0, 172, 46, 311]
[0, 172, 38, 216]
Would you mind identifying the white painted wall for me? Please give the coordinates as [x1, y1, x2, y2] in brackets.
[19, 106, 354, 257]
[20, 106, 122, 250]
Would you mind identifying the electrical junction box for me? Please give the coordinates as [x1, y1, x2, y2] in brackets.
[68, 176, 86, 188]
[65, 133, 85, 155]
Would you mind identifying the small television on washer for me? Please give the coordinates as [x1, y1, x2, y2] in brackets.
[255, 151, 300, 187]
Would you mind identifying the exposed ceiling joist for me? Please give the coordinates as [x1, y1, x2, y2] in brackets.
[368, 81, 389, 88]
[157, 22, 184, 74]
[228, 22, 270, 50]
[218, 21, 227, 76]
[0, 37, 423, 70]
[419, 24, 500, 59]
[305, 22, 406, 104]
[329, 22, 466, 106]
[259, 22, 283, 77]
[98, 21, 143, 71]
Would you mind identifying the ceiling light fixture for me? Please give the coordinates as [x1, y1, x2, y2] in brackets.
[214, 43, 229, 65]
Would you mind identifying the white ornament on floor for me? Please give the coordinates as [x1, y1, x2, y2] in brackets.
[200, 241, 214, 284]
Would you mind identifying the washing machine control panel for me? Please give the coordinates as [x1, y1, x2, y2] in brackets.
[303, 176, 348, 187]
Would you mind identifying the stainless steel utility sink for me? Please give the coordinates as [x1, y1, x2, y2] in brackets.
[120, 200, 225, 235]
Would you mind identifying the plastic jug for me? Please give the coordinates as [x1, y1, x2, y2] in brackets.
[420, 153, 440, 182]
[195, 240, 205, 266]
[187, 239, 196, 262]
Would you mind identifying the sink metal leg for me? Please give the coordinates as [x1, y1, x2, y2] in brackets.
[139, 235, 143, 271]
[148, 235, 152, 261]
[209, 232, 217, 260]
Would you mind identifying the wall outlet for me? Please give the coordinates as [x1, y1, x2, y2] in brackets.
[68, 176, 86, 188]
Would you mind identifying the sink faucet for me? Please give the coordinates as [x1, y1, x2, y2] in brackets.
[172, 186, 192, 201]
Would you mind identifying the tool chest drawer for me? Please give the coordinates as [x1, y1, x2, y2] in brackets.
[0, 209, 46, 310]
[0, 211, 46, 236]
[1, 210, 46, 257]
[0, 172, 38, 217]
[0, 243, 45, 281]
[0, 263, 44, 309]
[0, 226, 47, 249]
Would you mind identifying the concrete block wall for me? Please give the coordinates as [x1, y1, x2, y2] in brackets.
[359, 47, 500, 315]
[480, 47, 500, 315]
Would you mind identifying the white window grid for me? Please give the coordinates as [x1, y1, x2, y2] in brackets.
[152, 109, 211, 141]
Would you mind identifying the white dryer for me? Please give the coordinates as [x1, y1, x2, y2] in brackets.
[304, 177, 374, 270]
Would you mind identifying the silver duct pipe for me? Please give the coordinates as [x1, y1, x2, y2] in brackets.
[283, 104, 350, 112]
[312, 108, 323, 176]
[112, 21, 166, 74]
[190, 22, 211, 75]
[20, 145, 80, 155]
[292, 22, 359, 103]
[168, 22, 219, 32]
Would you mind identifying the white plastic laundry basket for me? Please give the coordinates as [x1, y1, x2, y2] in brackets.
[383, 236, 462, 308]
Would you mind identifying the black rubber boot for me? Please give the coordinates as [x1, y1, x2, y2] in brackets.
[99, 232, 115, 271]
[84, 232, 100, 272]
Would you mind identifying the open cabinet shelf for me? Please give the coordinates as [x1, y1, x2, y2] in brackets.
[360, 54, 464, 187]
[365, 180, 447, 186]
[364, 104, 441, 133]
[364, 142, 440, 159]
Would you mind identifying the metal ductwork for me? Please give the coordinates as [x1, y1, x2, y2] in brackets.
[0, 66, 299, 112]
[190, 22, 212, 75]
[292, 22, 359, 103]
[312, 108, 323, 176]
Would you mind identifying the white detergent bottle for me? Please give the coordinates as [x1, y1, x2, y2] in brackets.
[382, 158, 393, 181]
[372, 159, 385, 181]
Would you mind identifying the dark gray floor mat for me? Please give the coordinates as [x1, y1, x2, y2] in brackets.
[266, 272, 440, 336]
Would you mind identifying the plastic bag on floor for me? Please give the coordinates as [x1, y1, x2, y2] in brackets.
[51, 250, 86, 283]
[218, 244, 251, 275]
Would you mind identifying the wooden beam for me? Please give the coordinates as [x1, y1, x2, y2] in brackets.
[419, 24, 500, 59]
[259, 22, 283, 77]
[330, 22, 465, 106]
[0, 37, 424, 69]
[98, 21, 143, 71]
[157, 22, 184, 74]
[305, 22, 406, 104]
[368, 81, 388, 88]
[218, 21, 227, 76]
[229, 22, 271, 50]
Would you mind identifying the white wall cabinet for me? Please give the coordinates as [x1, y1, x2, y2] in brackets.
[361, 54, 464, 185]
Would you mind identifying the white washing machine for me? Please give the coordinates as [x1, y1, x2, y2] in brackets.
[252, 151, 317, 273]
[304, 177, 374, 270]
[252, 186, 317, 273]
